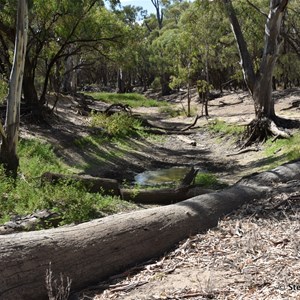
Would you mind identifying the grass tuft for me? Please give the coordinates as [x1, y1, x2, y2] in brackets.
[90, 112, 143, 137]
[264, 133, 300, 168]
[195, 172, 220, 188]
[208, 119, 245, 135]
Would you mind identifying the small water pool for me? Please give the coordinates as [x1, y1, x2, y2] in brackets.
[134, 167, 193, 186]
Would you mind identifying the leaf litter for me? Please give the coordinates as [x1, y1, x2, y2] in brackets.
[78, 185, 300, 299]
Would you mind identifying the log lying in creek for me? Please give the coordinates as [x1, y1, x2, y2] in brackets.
[1, 160, 300, 300]
[121, 185, 211, 205]
[41, 167, 200, 205]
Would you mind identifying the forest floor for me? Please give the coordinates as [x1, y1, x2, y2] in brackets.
[22, 88, 300, 299]
[22, 87, 300, 185]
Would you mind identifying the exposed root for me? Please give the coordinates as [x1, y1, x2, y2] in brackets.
[181, 115, 204, 131]
[242, 116, 291, 148]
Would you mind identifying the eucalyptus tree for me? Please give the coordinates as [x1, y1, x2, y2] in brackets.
[146, 0, 192, 95]
[0, 0, 28, 176]
[0, 0, 125, 118]
[222, 0, 291, 143]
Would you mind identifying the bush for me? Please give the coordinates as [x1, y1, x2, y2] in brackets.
[90, 112, 142, 137]
[195, 172, 219, 187]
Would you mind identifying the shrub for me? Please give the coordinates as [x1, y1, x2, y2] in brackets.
[90, 112, 142, 137]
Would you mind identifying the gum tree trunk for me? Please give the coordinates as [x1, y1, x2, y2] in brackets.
[224, 0, 289, 119]
[252, 0, 288, 118]
[0, 0, 28, 176]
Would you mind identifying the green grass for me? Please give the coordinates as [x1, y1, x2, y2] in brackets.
[0, 139, 137, 226]
[195, 172, 222, 188]
[264, 133, 300, 168]
[207, 119, 245, 136]
[86, 92, 167, 108]
[18, 139, 67, 177]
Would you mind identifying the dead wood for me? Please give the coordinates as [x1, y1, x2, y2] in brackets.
[121, 186, 193, 205]
[179, 167, 198, 187]
[226, 147, 260, 157]
[41, 172, 122, 196]
[280, 99, 300, 111]
[181, 115, 203, 132]
[1, 160, 300, 300]
[242, 116, 290, 148]
[218, 100, 243, 107]
[104, 103, 132, 116]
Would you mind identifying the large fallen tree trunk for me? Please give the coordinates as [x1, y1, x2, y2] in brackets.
[1, 160, 300, 300]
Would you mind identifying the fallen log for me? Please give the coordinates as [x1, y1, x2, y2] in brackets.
[41, 172, 121, 196]
[41, 168, 200, 206]
[1, 160, 300, 300]
[121, 185, 207, 205]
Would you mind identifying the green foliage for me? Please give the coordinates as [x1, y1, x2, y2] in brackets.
[208, 119, 244, 136]
[0, 172, 133, 225]
[90, 112, 143, 137]
[18, 139, 66, 177]
[197, 80, 213, 96]
[194, 172, 219, 188]
[0, 138, 136, 226]
[0, 77, 8, 104]
[87, 92, 166, 108]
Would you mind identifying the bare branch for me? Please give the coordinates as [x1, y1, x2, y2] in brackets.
[245, 0, 268, 18]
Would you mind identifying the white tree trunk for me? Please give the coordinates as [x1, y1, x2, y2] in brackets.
[224, 0, 289, 119]
[0, 0, 28, 175]
[253, 0, 289, 117]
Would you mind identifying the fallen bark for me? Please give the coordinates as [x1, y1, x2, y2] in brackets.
[1, 160, 300, 300]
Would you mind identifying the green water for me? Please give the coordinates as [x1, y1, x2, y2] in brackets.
[134, 167, 192, 186]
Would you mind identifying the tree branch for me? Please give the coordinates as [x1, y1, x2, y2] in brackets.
[245, 0, 268, 18]
[223, 0, 256, 93]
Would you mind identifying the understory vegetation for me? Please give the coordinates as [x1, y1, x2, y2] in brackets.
[89, 111, 143, 137]
[264, 133, 300, 167]
[87, 92, 167, 108]
[0, 139, 137, 226]
[207, 119, 245, 136]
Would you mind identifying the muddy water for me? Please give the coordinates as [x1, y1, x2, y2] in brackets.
[134, 167, 192, 186]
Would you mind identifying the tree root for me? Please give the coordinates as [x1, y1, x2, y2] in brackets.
[242, 116, 291, 148]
